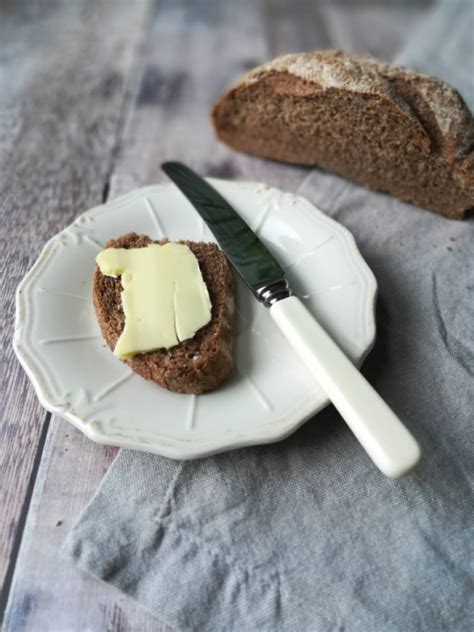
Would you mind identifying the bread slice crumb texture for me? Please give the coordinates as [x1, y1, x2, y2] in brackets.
[93, 233, 235, 394]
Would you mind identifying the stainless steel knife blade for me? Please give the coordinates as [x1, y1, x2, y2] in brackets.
[161, 161, 290, 305]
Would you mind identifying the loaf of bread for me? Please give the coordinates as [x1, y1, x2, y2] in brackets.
[93, 233, 234, 394]
[212, 50, 474, 219]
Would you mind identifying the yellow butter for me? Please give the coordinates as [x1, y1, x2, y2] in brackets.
[96, 243, 212, 358]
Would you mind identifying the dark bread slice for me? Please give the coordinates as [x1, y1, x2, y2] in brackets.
[212, 50, 474, 219]
[93, 232, 234, 394]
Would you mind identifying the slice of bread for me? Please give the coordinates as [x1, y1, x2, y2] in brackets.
[93, 233, 234, 394]
[212, 50, 474, 219]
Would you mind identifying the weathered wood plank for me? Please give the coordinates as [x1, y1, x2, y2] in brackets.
[3, 419, 166, 632]
[0, 0, 151, 612]
[321, 2, 434, 61]
[263, 0, 333, 55]
[109, 0, 270, 194]
[3, 1, 435, 630]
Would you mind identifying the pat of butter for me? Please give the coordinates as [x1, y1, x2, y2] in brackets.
[96, 243, 212, 358]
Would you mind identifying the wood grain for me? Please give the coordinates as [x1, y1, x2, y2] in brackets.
[2, 0, 435, 629]
[263, 0, 333, 55]
[0, 0, 151, 613]
[321, 2, 434, 60]
[2, 420, 166, 632]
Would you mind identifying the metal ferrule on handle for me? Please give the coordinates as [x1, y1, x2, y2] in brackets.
[253, 278, 292, 307]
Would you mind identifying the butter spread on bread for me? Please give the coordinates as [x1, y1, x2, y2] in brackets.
[96, 243, 212, 358]
[93, 233, 234, 394]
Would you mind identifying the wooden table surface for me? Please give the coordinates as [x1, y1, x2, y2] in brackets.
[1, 1, 434, 630]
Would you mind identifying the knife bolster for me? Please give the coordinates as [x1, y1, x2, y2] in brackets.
[254, 279, 292, 308]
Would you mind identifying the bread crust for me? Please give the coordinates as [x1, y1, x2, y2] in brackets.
[93, 233, 234, 394]
[212, 50, 474, 219]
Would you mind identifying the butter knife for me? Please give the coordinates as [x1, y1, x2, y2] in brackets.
[161, 161, 421, 478]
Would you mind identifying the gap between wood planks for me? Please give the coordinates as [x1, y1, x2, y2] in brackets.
[0, 412, 51, 620]
[100, 20, 149, 209]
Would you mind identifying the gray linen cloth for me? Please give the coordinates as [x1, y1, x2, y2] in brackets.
[62, 2, 474, 630]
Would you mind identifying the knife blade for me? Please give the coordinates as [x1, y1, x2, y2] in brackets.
[161, 161, 421, 478]
[161, 161, 290, 306]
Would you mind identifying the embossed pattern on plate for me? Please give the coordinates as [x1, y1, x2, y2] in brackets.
[13, 181, 377, 459]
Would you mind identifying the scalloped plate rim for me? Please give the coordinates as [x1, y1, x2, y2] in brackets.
[13, 180, 377, 459]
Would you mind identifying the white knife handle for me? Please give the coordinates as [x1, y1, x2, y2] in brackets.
[270, 296, 421, 478]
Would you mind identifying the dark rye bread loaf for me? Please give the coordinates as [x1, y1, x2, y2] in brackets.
[212, 50, 474, 219]
[93, 233, 234, 394]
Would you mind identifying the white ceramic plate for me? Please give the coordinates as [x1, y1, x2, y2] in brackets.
[14, 181, 377, 459]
